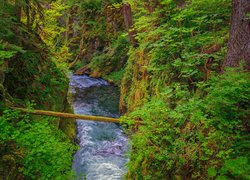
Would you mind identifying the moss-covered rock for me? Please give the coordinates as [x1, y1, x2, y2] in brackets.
[0, 7, 76, 178]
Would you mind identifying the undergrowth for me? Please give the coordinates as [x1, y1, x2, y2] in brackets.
[120, 0, 250, 179]
[0, 109, 77, 179]
[122, 69, 250, 179]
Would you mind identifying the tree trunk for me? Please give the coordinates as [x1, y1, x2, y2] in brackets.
[25, 0, 31, 30]
[14, 0, 22, 23]
[122, 3, 137, 46]
[11, 107, 143, 124]
[223, 0, 250, 70]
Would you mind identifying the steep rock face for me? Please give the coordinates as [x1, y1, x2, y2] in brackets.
[1, 47, 75, 140]
[120, 0, 231, 113]
[120, 1, 250, 179]
[69, 2, 131, 82]
[0, 22, 76, 180]
[0, 2, 77, 178]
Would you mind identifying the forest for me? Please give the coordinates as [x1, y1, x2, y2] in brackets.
[0, 0, 249, 179]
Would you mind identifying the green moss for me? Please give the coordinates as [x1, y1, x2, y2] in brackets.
[103, 68, 125, 85]
[118, 0, 248, 179]
[0, 4, 76, 178]
[0, 110, 77, 179]
[89, 33, 129, 78]
[123, 69, 250, 179]
[58, 100, 76, 140]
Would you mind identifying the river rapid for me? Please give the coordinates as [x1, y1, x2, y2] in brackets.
[70, 75, 128, 180]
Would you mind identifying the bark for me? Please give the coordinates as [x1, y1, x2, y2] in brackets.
[223, 0, 250, 70]
[30, 6, 36, 28]
[11, 107, 143, 124]
[122, 3, 137, 46]
[144, 0, 160, 13]
[175, 0, 186, 7]
[14, 0, 22, 23]
[25, 0, 31, 29]
[122, 4, 133, 29]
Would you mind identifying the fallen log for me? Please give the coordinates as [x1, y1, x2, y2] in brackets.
[11, 107, 140, 124]
[74, 65, 91, 75]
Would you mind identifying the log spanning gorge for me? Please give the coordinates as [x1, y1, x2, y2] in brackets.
[70, 75, 128, 179]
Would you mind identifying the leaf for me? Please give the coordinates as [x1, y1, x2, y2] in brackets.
[0, 50, 17, 59]
[208, 167, 217, 177]
[216, 176, 228, 180]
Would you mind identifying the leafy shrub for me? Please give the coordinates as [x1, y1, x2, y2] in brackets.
[89, 33, 129, 77]
[104, 68, 125, 85]
[120, 0, 231, 112]
[0, 109, 77, 179]
[123, 69, 250, 179]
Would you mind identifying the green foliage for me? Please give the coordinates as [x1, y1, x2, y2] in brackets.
[38, 0, 72, 65]
[0, 109, 77, 179]
[119, 0, 250, 179]
[1, 0, 249, 179]
[0, 3, 24, 61]
[123, 69, 250, 179]
[120, 0, 231, 111]
[65, 0, 127, 72]
[3, 47, 69, 109]
[0, 2, 15, 41]
[104, 68, 125, 85]
[0, 1, 76, 179]
[205, 68, 250, 132]
[217, 156, 250, 179]
[0, 50, 16, 60]
[89, 33, 129, 78]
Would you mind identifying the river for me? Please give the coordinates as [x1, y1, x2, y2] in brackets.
[70, 75, 128, 180]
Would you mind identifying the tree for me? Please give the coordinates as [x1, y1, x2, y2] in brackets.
[223, 0, 250, 70]
[14, 0, 22, 23]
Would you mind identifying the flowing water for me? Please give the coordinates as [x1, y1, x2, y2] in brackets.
[70, 75, 128, 180]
